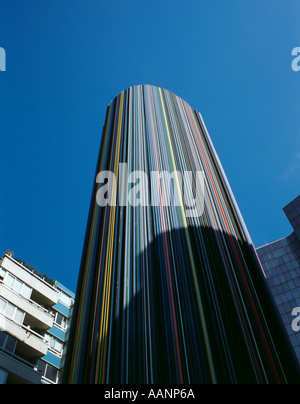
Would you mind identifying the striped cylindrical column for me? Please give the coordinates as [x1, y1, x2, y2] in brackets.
[63, 85, 300, 384]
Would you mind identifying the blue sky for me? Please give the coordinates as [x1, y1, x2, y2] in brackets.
[1, 0, 300, 292]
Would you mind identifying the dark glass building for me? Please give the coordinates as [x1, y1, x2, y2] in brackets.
[63, 85, 300, 384]
[257, 195, 300, 363]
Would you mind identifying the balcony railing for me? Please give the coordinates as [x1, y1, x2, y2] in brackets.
[0, 312, 48, 344]
[0, 280, 55, 317]
[0, 345, 41, 373]
[3, 255, 57, 292]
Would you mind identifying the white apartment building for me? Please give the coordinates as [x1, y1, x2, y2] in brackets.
[0, 252, 74, 384]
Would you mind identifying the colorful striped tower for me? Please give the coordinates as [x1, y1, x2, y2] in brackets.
[63, 85, 300, 384]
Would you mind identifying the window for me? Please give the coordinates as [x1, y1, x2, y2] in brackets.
[5, 302, 15, 318]
[45, 364, 59, 383]
[274, 249, 284, 258]
[14, 278, 23, 294]
[45, 334, 63, 354]
[5, 274, 14, 288]
[5, 334, 17, 353]
[0, 331, 17, 354]
[37, 360, 59, 383]
[53, 338, 63, 353]
[54, 311, 68, 329]
[3, 273, 32, 300]
[22, 284, 32, 299]
[0, 298, 25, 324]
[14, 308, 24, 324]
[0, 298, 6, 313]
[59, 291, 73, 307]
[0, 331, 6, 347]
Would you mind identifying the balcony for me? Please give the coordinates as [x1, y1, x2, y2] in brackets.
[1, 314, 49, 357]
[0, 283, 54, 330]
[1, 257, 58, 307]
[0, 348, 41, 384]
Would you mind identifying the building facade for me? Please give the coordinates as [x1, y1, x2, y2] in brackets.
[37, 281, 75, 384]
[0, 253, 74, 384]
[63, 85, 300, 384]
[256, 195, 300, 363]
